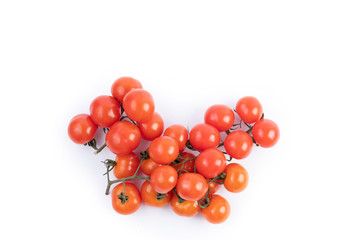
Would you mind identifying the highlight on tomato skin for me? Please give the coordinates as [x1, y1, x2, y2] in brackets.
[252, 119, 280, 148]
[111, 76, 143, 103]
[148, 136, 179, 164]
[176, 173, 209, 201]
[170, 194, 200, 217]
[204, 104, 235, 132]
[140, 181, 172, 207]
[163, 124, 188, 152]
[138, 112, 164, 141]
[150, 165, 178, 194]
[111, 182, 141, 215]
[89, 95, 121, 128]
[68, 114, 98, 144]
[189, 123, 221, 151]
[223, 163, 249, 193]
[123, 89, 155, 123]
[224, 130, 253, 159]
[201, 194, 231, 224]
[113, 153, 140, 179]
[235, 96, 263, 124]
[196, 148, 226, 178]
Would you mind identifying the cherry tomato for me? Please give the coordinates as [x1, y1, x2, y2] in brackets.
[224, 163, 248, 193]
[252, 119, 280, 148]
[170, 194, 200, 217]
[68, 114, 97, 144]
[150, 165, 178, 194]
[235, 96, 263, 124]
[112, 182, 141, 215]
[163, 124, 188, 152]
[105, 121, 141, 155]
[138, 112, 164, 140]
[90, 95, 121, 128]
[111, 76, 142, 102]
[176, 173, 208, 201]
[140, 181, 172, 207]
[224, 130, 253, 159]
[189, 123, 220, 151]
[113, 153, 140, 179]
[207, 179, 221, 195]
[201, 194, 230, 224]
[140, 158, 161, 176]
[196, 148, 226, 178]
[149, 136, 179, 164]
[204, 104, 235, 132]
[171, 152, 195, 173]
[123, 89, 154, 122]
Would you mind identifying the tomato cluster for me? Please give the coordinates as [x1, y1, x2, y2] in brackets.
[68, 76, 280, 224]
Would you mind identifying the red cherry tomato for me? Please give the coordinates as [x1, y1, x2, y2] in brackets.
[224, 130, 253, 159]
[207, 179, 221, 195]
[171, 152, 195, 173]
[201, 194, 230, 224]
[223, 163, 249, 193]
[235, 96, 263, 124]
[149, 136, 179, 164]
[170, 194, 200, 217]
[105, 121, 141, 155]
[189, 123, 220, 151]
[90, 95, 121, 127]
[140, 158, 161, 176]
[112, 182, 141, 215]
[111, 76, 142, 102]
[252, 119, 280, 148]
[176, 173, 208, 201]
[163, 124, 188, 152]
[140, 181, 171, 207]
[204, 104, 235, 132]
[196, 148, 226, 178]
[123, 89, 155, 122]
[68, 114, 97, 144]
[150, 165, 178, 194]
[138, 112, 164, 140]
[113, 153, 140, 179]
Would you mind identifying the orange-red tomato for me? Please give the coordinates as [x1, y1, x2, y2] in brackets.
[111, 76, 142, 102]
[138, 112, 164, 140]
[112, 182, 141, 215]
[149, 136, 179, 164]
[140, 181, 171, 207]
[90, 95, 121, 128]
[150, 165, 178, 194]
[252, 119, 280, 148]
[201, 194, 230, 224]
[207, 179, 221, 195]
[68, 114, 97, 144]
[170, 194, 200, 217]
[163, 124, 188, 152]
[140, 158, 161, 176]
[204, 104, 235, 132]
[223, 163, 249, 193]
[123, 89, 154, 122]
[224, 130, 253, 159]
[171, 152, 195, 173]
[113, 153, 140, 179]
[235, 96, 263, 124]
[189, 123, 220, 151]
[176, 173, 208, 201]
[196, 148, 226, 178]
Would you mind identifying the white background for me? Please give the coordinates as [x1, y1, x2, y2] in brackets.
[1, 1, 359, 239]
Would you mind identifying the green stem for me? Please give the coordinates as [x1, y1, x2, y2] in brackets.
[94, 143, 107, 155]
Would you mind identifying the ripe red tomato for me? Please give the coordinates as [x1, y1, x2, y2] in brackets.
[163, 124, 188, 152]
[176, 173, 208, 201]
[149, 136, 179, 164]
[196, 148, 226, 178]
[140, 181, 171, 207]
[235, 96, 263, 124]
[224, 130, 253, 159]
[150, 165, 178, 194]
[105, 121, 141, 155]
[138, 112, 164, 140]
[123, 89, 155, 122]
[170, 194, 200, 217]
[113, 153, 140, 179]
[90, 95, 121, 127]
[207, 179, 221, 195]
[223, 163, 248, 193]
[111, 76, 143, 102]
[140, 158, 161, 176]
[171, 152, 195, 173]
[112, 182, 141, 215]
[252, 119, 280, 148]
[189, 123, 220, 151]
[68, 114, 97, 144]
[201, 195, 230, 224]
[204, 104, 235, 132]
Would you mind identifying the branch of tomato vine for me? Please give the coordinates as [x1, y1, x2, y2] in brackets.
[84, 139, 98, 150]
[94, 142, 107, 154]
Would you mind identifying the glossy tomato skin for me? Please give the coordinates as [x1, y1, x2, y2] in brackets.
[223, 163, 249, 193]
[201, 194, 230, 224]
[90, 95, 121, 128]
[150, 165, 178, 194]
[252, 119, 280, 148]
[170, 194, 200, 217]
[138, 112, 164, 140]
[112, 182, 141, 215]
[176, 173, 208, 201]
[140, 181, 172, 207]
[171, 152, 195, 173]
[196, 148, 226, 178]
[123, 89, 155, 122]
[105, 121, 141, 155]
[189, 123, 220, 151]
[235, 96, 263, 124]
[224, 130, 253, 159]
[111, 76, 143, 102]
[68, 114, 97, 144]
[149, 136, 179, 164]
[113, 153, 140, 179]
[204, 104, 235, 132]
[163, 124, 188, 152]
[140, 158, 161, 176]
